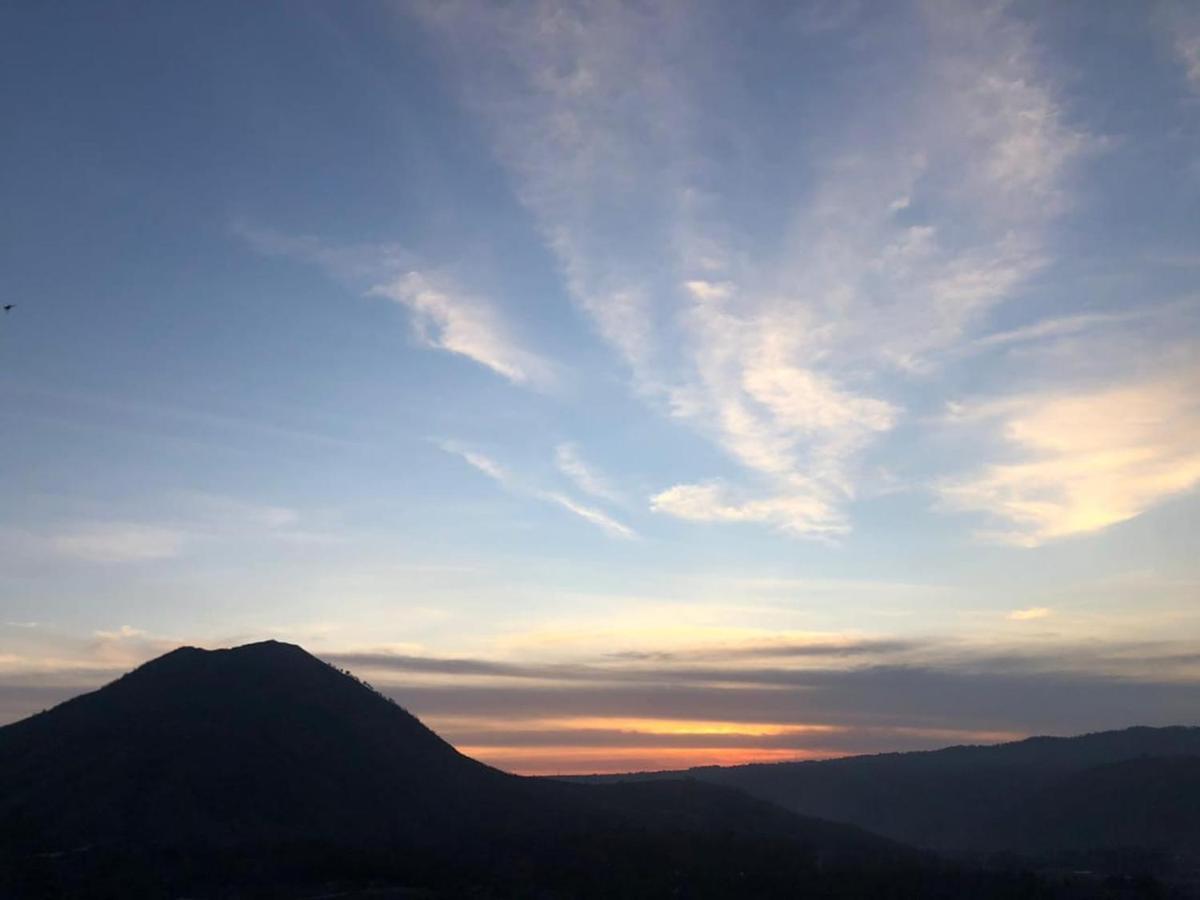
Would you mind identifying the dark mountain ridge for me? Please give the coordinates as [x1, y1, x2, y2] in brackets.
[570, 725, 1200, 858]
[0, 641, 931, 898]
[1, 641, 1188, 897]
[1, 641, 507, 848]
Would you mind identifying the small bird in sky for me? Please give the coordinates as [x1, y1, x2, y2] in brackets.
[2, 305, 13, 312]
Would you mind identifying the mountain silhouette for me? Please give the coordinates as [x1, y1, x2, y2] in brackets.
[1, 641, 1188, 897]
[0, 641, 947, 898]
[0, 641, 507, 848]
[574, 726, 1200, 861]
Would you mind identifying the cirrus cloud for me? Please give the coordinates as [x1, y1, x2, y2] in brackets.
[413, 0, 1094, 539]
[371, 271, 555, 389]
[941, 375, 1200, 546]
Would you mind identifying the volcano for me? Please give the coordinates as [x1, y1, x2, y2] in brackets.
[0, 641, 928, 897]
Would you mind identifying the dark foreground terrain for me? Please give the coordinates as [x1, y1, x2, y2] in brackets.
[574, 725, 1200, 893]
[0, 641, 1192, 898]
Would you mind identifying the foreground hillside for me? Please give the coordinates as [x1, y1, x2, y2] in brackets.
[573, 726, 1200, 853]
[572, 725, 1200, 889]
[0, 642, 1185, 898]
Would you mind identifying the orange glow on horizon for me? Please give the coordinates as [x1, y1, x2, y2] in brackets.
[428, 714, 843, 737]
[551, 717, 841, 736]
[440, 719, 1036, 775]
[459, 745, 835, 776]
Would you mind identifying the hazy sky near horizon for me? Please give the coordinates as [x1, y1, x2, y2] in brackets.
[2, 0, 1199, 774]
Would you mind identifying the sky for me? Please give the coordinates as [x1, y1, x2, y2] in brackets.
[1, 0, 1199, 775]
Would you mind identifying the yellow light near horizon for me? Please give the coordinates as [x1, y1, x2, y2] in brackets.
[425, 714, 843, 737]
[547, 717, 841, 736]
[458, 745, 831, 776]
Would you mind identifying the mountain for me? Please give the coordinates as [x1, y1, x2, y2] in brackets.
[572, 726, 1200, 859]
[992, 755, 1200, 854]
[1, 642, 1185, 898]
[0, 641, 922, 898]
[0, 641, 507, 849]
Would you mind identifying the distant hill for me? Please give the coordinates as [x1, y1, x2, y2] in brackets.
[0, 641, 916, 898]
[571, 726, 1200, 858]
[1, 641, 1185, 897]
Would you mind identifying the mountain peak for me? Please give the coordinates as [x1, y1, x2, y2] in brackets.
[224, 638, 309, 657]
[126, 639, 331, 684]
[142, 638, 313, 664]
[0, 639, 505, 849]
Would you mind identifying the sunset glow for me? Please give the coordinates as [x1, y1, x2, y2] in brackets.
[2, 0, 1199, 777]
[457, 746, 830, 777]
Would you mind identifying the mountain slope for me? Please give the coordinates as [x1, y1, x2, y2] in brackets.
[0, 641, 509, 848]
[0, 642, 923, 897]
[572, 726, 1200, 856]
[4, 642, 1186, 897]
[992, 755, 1200, 853]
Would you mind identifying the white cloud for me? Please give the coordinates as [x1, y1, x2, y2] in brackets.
[1163, 2, 1200, 90]
[544, 493, 636, 540]
[94, 624, 148, 640]
[1008, 607, 1051, 621]
[232, 222, 411, 282]
[52, 523, 185, 564]
[236, 224, 555, 391]
[414, 0, 1092, 538]
[940, 375, 1200, 545]
[441, 443, 637, 539]
[440, 442, 513, 487]
[8, 494, 335, 568]
[554, 443, 621, 503]
[179, 493, 300, 531]
[651, 482, 845, 538]
[969, 312, 1131, 351]
[372, 272, 554, 389]
[1182, 36, 1200, 90]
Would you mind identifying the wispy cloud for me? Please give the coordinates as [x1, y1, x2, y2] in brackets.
[940, 374, 1200, 545]
[554, 443, 621, 503]
[6, 493, 337, 568]
[440, 440, 514, 486]
[543, 492, 635, 540]
[231, 222, 411, 282]
[1008, 607, 1051, 621]
[93, 624, 148, 640]
[1163, 1, 1200, 91]
[414, 0, 1094, 538]
[51, 523, 186, 564]
[441, 442, 636, 539]
[236, 224, 555, 391]
[651, 481, 845, 538]
[324, 637, 1200, 773]
[969, 312, 1133, 352]
[5, 627, 1198, 774]
[371, 271, 555, 389]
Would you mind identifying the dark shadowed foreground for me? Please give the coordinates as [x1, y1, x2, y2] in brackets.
[573, 725, 1200, 890]
[0, 642, 1190, 898]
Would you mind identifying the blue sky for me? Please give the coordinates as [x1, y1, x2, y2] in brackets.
[2, 0, 1199, 773]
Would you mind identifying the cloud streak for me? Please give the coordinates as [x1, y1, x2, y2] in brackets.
[650, 481, 847, 538]
[441, 442, 636, 539]
[4, 631, 1198, 775]
[1008, 607, 1051, 622]
[941, 375, 1200, 545]
[236, 225, 555, 391]
[49, 523, 186, 564]
[554, 443, 622, 503]
[414, 0, 1094, 539]
[372, 271, 555, 389]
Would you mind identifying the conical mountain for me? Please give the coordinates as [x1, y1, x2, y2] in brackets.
[1, 642, 1162, 897]
[0, 642, 895, 856]
[0, 640, 516, 848]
